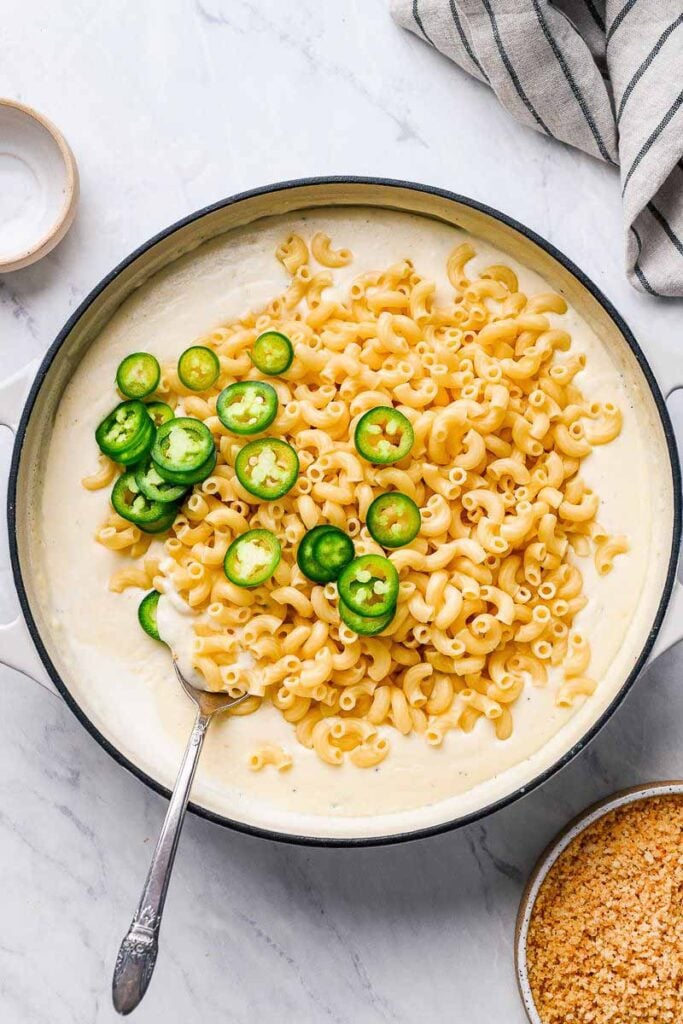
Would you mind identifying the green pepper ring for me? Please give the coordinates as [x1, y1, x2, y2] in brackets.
[153, 447, 217, 486]
[111, 472, 178, 530]
[114, 417, 156, 466]
[151, 416, 215, 474]
[139, 504, 180, 534]
[311, 527, 355, 580]
[216, 381, 279, 435]
[338, 600, 396, 636]
[296, 525, 354, 584]
[235, 437, 299, 500]
[354, 406, 415, 465]
[224, 529, 282, 587]
[116, 352, 161, 400]
[250, 331, 294, 376]
[337, 554, 400, 618]
[135, 459, 188, 503]
[95, 400, 154, 464]
[145, 400, 174, 427]
[138, 590, 162, 641]
[177, 345, 221, 392]
[366, 492, 422, 548]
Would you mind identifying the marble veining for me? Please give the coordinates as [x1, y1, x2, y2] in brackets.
[1, 1, 683, 1021]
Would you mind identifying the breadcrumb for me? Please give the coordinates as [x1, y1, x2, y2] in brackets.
[526, 794, 682, 1023]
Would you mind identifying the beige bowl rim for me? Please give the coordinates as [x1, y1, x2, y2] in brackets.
[0, 97, 79, 272]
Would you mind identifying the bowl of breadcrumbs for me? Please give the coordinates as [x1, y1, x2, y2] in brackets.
[515, 782, 682, 1024]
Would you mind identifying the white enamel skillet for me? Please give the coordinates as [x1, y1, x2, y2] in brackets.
[2, 178, 683, 846]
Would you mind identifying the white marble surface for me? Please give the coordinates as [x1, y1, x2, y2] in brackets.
[1, 2, 683, 1021]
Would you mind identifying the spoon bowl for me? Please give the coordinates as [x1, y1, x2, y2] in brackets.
[171, 655, 248, 716]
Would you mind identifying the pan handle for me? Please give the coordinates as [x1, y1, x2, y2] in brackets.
[646, 339, 683, 401]
[644, 580, 683, 665]
[0, 617, 57, 695]
[643, 373, 683, 665]
[0, 357, 41, 431]
[0, 359, 58, 697]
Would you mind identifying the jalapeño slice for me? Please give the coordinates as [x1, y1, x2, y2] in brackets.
[145, 401, 174, 427]
[116, 352, 161, 399]
[216, 381, 278, 435]
[135, 459, 188, 503]
[337, 555, 399, 618]
[139, 505, 179, 533]
[95, 400, 155, 465]
[224, 529, 281, 587]
[152, 417, 214, 475]
[177, 346, 220, 392]
[138, 590, 162, 641]
[114, 418, 155, 466]
[111, 472, 179, 532]
[354, 406, 414, 465]
[297, 525, 354, 584]
[235, 438, 299, 500]
[154, 448, 217, 486]
[366, 492, 422, 548]
[250, 331, 294, 376]
[339, 599, 396, 637]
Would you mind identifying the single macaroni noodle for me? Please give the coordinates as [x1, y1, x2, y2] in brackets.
[248, 745, 293, 772]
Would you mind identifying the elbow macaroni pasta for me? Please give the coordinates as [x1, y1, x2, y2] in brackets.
[248, 745, 293, 772]
[92, 233, 629, 768]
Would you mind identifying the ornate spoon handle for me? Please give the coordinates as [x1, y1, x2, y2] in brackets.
[112, 708, 211, 1015]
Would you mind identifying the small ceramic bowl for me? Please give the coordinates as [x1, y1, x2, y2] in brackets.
[0, 98, 79, 272]
[515, 780, 683, 1023]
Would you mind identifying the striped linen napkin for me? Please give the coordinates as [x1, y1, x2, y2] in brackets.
[390, 0, 683, 297]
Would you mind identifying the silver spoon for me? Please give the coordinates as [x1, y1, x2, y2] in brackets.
[112, 657, 248, 1015]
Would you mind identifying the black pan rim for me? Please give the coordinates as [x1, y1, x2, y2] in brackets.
[7, 175, 682, 848]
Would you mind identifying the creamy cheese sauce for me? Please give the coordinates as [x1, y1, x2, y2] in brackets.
[33, 208, 672, 839]
[154, 591, 205, 689]
[155, 591, 255, 690]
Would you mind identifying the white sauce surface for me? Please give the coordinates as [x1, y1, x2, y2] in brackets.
[33, 208, 672, 839]
[154, 592, 205, 690]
